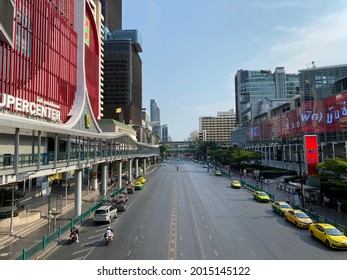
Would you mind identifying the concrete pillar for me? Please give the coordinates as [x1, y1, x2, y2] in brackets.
[117, 161, 123, 190]
[101, 163, 108, 197]
[289, 145, 292, 161]
[91, 164, 98, 190]
[14, 128, 19, 175]
[135, 158, 139, 179]
[37, 131, 41, 171]
[143, 158, 147, 175]
[127, 159, 132, 181]
[74, 169, 83, 217]
[332, 142, 336, 158]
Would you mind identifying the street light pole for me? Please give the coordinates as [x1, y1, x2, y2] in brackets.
[297, 149, 305, 208]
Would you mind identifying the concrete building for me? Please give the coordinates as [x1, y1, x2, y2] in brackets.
[101, 0, 122, 31]
[231, 64, 347, 175]
[234, 68, 299, 128]
[162, 124, 169, 143]
[199, 110, 237, 145]
[103, 29, 143, 125]
[0, 0, 158, 220]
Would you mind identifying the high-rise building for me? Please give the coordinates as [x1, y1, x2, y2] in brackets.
[199, 110, 237, 145]
[150, 99, 160, 123]
[103, 29, 143, 125]
[234, 68, 299, 128]
[101, 0, 122, 30]
[162, 124, 169, 142]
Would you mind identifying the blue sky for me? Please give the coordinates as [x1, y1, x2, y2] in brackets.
[122, 0, 347, 141]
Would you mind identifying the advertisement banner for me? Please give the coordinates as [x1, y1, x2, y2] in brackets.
[304, 135, 319, 175]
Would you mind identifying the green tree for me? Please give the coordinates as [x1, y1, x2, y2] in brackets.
[316, 157, 347, 181]
[159, 144, 169, 159]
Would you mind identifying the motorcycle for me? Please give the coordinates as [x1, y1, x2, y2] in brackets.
[68, 232, 78, 244]
[105, 235, 112, 246]
[104, 229, 114, 246]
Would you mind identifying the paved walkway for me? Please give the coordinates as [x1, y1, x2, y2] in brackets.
[0, 183, 105, 260]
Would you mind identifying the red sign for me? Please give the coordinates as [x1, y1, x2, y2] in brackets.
[304, 135, 319, 175]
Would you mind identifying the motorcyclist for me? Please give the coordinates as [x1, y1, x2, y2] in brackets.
[104, 226, 114, 241]
[70, 225, 80, 242]
[177, 166, 179, 171]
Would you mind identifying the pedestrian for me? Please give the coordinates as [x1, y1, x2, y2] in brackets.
[286, 195, 290, 205]
[337, 200, 342, 213]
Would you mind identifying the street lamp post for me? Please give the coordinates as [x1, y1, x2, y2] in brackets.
[296, 149, 305, 208]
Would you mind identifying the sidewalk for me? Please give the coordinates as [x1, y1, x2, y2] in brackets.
[0, 183, 104, 260]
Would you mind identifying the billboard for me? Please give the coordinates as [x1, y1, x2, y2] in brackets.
[304, 135, 319, 175]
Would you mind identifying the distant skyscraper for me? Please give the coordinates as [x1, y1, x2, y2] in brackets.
[101, 0, 122, 30]
[103, 30, 143, 125]
[150, 99, 160, 123]
[162, 124, 168, 142]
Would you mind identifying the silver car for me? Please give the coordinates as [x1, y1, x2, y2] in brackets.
[94, 205, 117, 225]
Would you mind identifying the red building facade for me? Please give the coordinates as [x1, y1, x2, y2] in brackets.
[0, 0, 77, 124]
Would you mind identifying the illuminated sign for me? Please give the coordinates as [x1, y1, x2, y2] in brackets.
[84, 16, 90, 46]
[304, 135, 319, 175]
[85, 114, 91, 128]
[0, 93, 61, 122]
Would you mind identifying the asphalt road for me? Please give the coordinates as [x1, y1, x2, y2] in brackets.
[44, 160, 347, 260]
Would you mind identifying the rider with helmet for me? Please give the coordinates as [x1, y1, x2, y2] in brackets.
[104, 226, 114, 241]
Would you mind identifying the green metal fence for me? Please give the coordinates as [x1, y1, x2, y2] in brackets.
[14, 187, 124, 260]
[293, 205, 347, 234]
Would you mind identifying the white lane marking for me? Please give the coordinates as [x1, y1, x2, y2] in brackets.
[80, 240, 99, 247]
[88, 234, 101, 239]
[127, 250, 132, 257]
[214, 250, 219, 256]
[204, 224, 208, 229]
[72, 248, 91, 255]
[251, 250, 256, 257]
[209, 235, 212, 240]
[134, 236, 138, 242]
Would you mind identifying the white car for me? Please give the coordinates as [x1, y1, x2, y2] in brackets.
[94, 205, 117, 225]
[159, 162, 167, 166]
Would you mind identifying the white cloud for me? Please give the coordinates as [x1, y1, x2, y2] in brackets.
[255, 7, 347, 72]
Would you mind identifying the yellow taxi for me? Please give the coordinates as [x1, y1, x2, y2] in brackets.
[231, 180, 241, 189]
[253, 191, 270, 202]
[215, 170, 222, 176]
[272, 201, 292, 216]
[284, 209, 313, 228]
[134, 181, 143, 190]
[137, 176, 146, 184]
[309, 223, 347, 249]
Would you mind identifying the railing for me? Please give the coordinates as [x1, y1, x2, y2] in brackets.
[14, 187, 125, 260]
[293, 205, 347, 234]
[0, 147, 159, 171]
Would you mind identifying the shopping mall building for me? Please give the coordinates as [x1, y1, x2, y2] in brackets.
[0, 0, 158, 216]
[232, 64, 347, 175]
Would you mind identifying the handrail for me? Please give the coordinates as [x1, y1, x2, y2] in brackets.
[14, 187, 125, 260]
